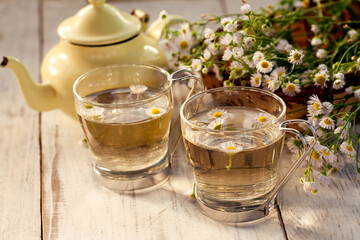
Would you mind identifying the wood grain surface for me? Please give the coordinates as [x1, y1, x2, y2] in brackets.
[1, 0, 359, 239]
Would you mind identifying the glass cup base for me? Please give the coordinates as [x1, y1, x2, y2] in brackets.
[93, 154, 170, 193]
[195, 190, 279, 224]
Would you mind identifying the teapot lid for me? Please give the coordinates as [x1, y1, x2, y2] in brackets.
[57, 0, 141, 46]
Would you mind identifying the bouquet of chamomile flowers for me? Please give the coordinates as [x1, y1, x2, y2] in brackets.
[159, 0, 360, 193]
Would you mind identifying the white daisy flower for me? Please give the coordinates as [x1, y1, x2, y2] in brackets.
[288, 49, 304, 65]
[316, 49, 327, 59]
[220, 33, 233, 46]
[232, 47, 244, 60]
[252, 51, 265, 65]
[340, 142, 356, 157]
[145, 107, 166, 118]
[208, 108, 229, 119]
[319, 117, 335, 130]
[307, 94, 322, 116]
[286, 137, 303, 158]
[233, 32, 242, 44]
[220, 141, 243, 170]
[282, 82, 301, 97]
[224, 22, 236, 33]
[191, 59, 202, 72]
[271, 67, 287, 80]
[318, 64, 328, 72]
[354, 89, 360, 100]
[204, 28, 215, 41]
[220, 17, 233, 26]
[320, 102, 333, 115]
[314, 71, 330, 88]
[334, 126, 348, 139]
[310, 149, 323, 169]
[130, 84, 148, 95]
[348, 29, 358, 39]
[256, 60, 273, 73]
[201, 49, 212, 62]
[333, 78, 345, 90]
[250, 72, 262, 87]
[345, 86, 355, 95]
[313, 170, 330, 184]
[255, 112, 274, 126]
[180, 22, 191, 35]
[302, 180, 318, 193]
[243, 56, 255, 69]
[311, 37, 323, 46]
[240, 4, 252, 14]
[211, 64, 223, 80]
[275, 39, 292, 52]
[335, 72, 345, 80]
[175, 33, 193, 52]
[311, 24, 319, 34]
[320, 146, 337, 164]
[262, 74, 272, 89]
[268, 80, 280, 92]
[305, 136, 322, 152]
[208, 117, 226, 130]
[222, 48, 233, 61]
[244, 37, 255, 48]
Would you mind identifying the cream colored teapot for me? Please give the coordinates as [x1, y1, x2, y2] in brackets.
[1, 0, 185, 119]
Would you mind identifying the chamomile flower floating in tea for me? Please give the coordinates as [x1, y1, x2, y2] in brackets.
[208, 117, 225, 130]
[220, 141, 243, 170]
[254, 112, 275, 127]
[145, 107, 166, 118]
[207, 108, 229, 120]
[130, 85, 148, 100]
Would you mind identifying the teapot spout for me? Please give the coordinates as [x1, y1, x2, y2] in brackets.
[1, 56, 58, 112]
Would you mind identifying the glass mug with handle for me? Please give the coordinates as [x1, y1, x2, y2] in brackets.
[180, 86, 317, 223]
[73, 64, 202, 192]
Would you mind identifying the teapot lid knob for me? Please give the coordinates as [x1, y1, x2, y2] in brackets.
[88, 0, 106, 7]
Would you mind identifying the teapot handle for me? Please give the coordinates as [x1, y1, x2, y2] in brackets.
[146, 12, 188, 41]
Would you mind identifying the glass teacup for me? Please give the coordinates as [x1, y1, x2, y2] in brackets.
[180, 86, 316, 223]
[73, 64, 202, 192]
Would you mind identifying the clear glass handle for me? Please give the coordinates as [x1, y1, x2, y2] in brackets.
[264, 119, 317, 215]
[168, 69, 205, 164]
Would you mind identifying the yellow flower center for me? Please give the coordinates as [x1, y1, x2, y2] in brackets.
[258, 116, 268, 122]
[313, 102, 320, 110]
[151, 108, 160, 115]
[293, 52, 301, 61]
[316, 75, 326, 85]
[286, 84, 296, 92]
[278, 71, 285, 77]
[345, 145, 353, 152]
[179, 40, 189, 49]
[324, 118, 332, 125]
[254, 77, 260, 84]
[322, 149, 330, 156]
[84, 104, 93, 109]
[260, 61, 269, 68]
[213, 112, 223, 118]
[227, 146, 236, 150]
[312, 151, 320, 160]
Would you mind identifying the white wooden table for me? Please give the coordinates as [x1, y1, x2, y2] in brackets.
[1, 0, 359, 239]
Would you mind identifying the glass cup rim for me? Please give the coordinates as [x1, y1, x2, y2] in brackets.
[73, 63, 172, 108]
[180, 86, 287, 134]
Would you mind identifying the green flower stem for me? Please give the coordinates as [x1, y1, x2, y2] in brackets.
[226, 153, 233, 170]
[335, 41, 360, 73]
[190, 183, 196, 199]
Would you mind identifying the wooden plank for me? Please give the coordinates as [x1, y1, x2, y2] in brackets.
[40, 0, 285, 239]
[0, 0, 41, 239]
[279, 152, 360, 240]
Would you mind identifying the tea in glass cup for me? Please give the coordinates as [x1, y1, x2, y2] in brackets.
[180, 87, 316, 223]
[73, 64, 174, 191]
